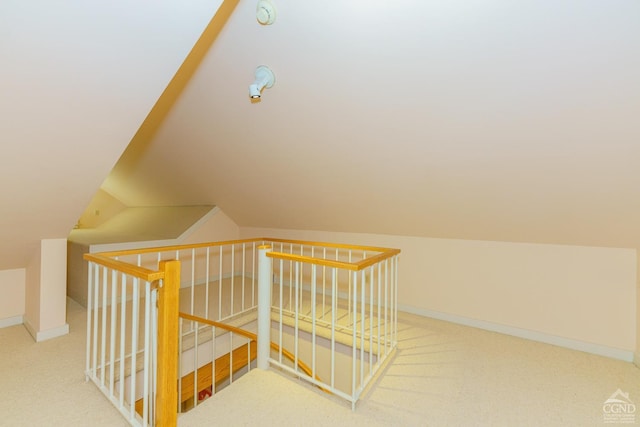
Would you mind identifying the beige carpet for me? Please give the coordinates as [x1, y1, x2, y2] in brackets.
[1, 298, 639, 426]
[181, 311, 640, 426]
[0, 298, 128, 426]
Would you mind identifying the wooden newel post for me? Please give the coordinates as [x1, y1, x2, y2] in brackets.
[156, 260, 180, 427]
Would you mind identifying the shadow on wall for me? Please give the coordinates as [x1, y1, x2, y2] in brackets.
[99, 0, 241, 206]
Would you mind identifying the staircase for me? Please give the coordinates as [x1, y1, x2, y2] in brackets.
[84, 238, 399, 426]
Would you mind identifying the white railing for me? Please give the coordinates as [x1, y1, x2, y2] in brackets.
[167, 239, 260, 401]
[85, 260, 161, 427]
[92, 240, 263, 415]
[259, 240, 400, 409]
[177, 313, 256, 411]
[102, 240, 261, 322]
[85, 238, 400, 425]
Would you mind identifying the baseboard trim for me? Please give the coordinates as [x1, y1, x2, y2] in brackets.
[0, 315, 23, 329]
[398, 304, 634, 362]
[24, 320, 70, 342]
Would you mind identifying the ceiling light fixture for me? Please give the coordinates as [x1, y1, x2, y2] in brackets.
[256, 1, 276, 25]
[249, 65, 275, 100]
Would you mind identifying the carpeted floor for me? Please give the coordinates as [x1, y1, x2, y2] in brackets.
[181, 311, 640, 426]
[1, 298, 639, 426]
[0, 298, 128, 426]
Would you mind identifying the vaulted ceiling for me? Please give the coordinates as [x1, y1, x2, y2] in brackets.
[0, 0, 222, 270]
[101, 1, 640, 250]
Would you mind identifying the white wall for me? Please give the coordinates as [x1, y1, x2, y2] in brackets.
[77, 189, 127, 229]
[0, 0, 223, 271]
[170, 208, 241, 288]
[116, 0, 640, 256]
[0, 269, 26, 327]
[24, 248, 42, 336]
[636, 261, 640, 366]
[24, 239, 69, 342]
[40, 239, 69, 337]
[240, 227, 636, 361]
[68, 208, 242, 307]
[182, 208, 240, 245]
[2, 0, 225, 341]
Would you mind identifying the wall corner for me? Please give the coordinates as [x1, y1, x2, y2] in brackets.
[23, 238, 69, 342]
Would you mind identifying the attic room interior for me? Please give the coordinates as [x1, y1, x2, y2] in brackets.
[1, 0, 640, 426]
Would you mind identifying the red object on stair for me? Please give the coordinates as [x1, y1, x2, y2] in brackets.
[198, 386, 212, 401]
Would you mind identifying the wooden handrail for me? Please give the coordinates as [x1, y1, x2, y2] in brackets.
[262, 237, 400, 253]
[94, 237, 267, 258]
[265, 248, 400, 272]
[266, 252, 361, 271]
[179, 312, 321, 384]
[86, 237, 400, 272]
[83, 253, 164, 282]
[353, 248, 401, 270]
[180, 312, 257, 341]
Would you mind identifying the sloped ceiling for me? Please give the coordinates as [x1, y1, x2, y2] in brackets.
[69, 205, 215, 245]
[0, 0, 222, 270]
[102, 0, 640, 249]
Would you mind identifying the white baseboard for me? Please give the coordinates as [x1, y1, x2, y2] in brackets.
[398, 304, 634, 363]
[23, 319, 37, 341]
[0, 315, 23, 329]
[24, 319, 70, 342]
